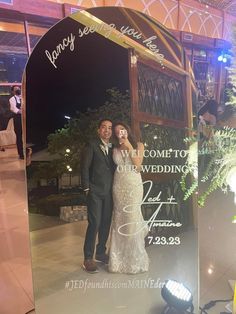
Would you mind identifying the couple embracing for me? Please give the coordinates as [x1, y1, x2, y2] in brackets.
[81, 119, 149, 274]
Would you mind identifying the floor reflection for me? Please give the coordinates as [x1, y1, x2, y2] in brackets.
[0, 147, 34, 314]
[199, 188, 236, 312]
[29, 212, 198, 313]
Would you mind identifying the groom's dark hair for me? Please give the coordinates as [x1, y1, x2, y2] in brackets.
[98, 119, 113, 128]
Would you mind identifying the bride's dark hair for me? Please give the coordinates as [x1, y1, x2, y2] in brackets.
[112, 122, 139, 149]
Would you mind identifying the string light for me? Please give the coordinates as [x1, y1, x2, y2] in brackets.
[218, 51, 230, 64]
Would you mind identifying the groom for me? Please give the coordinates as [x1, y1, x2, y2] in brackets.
[81, 119, 114, 273]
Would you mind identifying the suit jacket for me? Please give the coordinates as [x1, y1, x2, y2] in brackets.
[81, 137, 115, 196]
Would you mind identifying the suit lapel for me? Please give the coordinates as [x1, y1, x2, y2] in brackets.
[107, 145, 114, 168]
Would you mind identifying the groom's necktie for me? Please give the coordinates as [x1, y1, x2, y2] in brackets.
[104, 144, 108, 155]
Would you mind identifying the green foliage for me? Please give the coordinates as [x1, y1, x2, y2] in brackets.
[180, 137, 198, 201]
[180, 167, 197, 201]
[181, 126, 236, 206]
[32, 88, 131, 180]
[184, 179, 198, 201]
[29, 161, 65, 181]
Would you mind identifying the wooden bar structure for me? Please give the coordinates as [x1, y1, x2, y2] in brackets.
[0, 0, 235, 102]
[0, 0, 235, 40]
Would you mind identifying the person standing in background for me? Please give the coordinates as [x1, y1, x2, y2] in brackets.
[9, 85, 24, 159]
[198, 98, 218, 140]
[198, 98, 218, 126]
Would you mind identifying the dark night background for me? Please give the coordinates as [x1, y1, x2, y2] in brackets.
[26, 16, 129, 149]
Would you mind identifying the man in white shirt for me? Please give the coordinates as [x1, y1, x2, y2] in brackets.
[9, 86, 24, 159]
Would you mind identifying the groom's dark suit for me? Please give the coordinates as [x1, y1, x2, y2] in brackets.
[81, 137, 114, 260]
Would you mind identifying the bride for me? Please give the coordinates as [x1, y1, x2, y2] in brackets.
[108, 122, 149, 274]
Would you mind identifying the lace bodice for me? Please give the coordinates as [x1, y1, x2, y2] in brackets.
[113, 148, 133, 165]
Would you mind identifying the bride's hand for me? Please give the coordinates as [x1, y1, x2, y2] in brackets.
[119, 136, 132, 151]
[119, 130, 128, 144]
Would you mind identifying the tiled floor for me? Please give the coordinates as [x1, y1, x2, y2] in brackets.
[0, 147, 34, 314]
[199, 188, 236, 313]
[29, 213, 67, 232]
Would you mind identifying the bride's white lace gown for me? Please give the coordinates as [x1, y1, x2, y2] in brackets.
[108, 148, 149, 274]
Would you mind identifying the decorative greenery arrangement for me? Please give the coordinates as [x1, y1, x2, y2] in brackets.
[180, 135, 198, 201]
[199, 127, 236, 205]
[182, 126, 236, 206]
